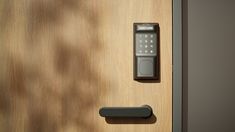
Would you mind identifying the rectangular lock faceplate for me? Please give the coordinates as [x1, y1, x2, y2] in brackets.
[134, 23, 159, 80]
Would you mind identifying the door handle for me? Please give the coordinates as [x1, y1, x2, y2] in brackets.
[99, 105, 152, 118]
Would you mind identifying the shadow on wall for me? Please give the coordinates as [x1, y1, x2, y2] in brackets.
[0, 0, 106, 132]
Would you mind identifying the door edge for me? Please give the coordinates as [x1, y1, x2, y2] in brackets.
[173, 0, 183, 132]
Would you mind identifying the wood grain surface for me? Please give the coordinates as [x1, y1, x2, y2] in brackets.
[0, 0, 172, 132]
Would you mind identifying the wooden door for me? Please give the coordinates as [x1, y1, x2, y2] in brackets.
[0, 0, 172, 132]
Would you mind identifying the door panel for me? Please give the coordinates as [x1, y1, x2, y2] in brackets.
[0, 0, 172, 132]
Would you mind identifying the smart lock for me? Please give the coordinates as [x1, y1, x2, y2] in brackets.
[134, 23, 159, 80]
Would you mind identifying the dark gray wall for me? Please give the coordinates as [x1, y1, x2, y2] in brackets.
[183, 0, 235, 132]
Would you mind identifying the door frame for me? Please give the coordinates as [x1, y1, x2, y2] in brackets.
[173, 0, 182, 132]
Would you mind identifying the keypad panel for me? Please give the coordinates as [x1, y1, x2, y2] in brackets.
[135, 33, 157, 56]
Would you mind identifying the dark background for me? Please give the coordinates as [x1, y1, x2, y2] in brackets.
[183, 0, 235, 132]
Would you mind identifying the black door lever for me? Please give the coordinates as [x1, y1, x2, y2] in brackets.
[99, 105, 152, 118]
